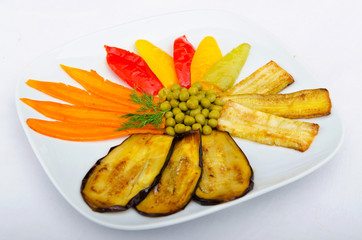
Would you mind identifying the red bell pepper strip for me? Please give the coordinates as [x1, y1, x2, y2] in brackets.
[173, 35, 195, 88]
[105, 45, 164, 95]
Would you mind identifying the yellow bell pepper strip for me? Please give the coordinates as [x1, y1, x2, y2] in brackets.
[190, 36, 222, 84]
[202, 43, 251, 91]
[135, 39, 178, 89]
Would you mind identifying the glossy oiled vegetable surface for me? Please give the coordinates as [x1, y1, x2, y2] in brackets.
[195, 131, 253, 204]
[202, 43, 251, 91]
[136, 131, 202, 216]
[81, 134, 174, 212]
[221, 89, 332, 119]
[217, 101, 319, 152]
[222, 61, 294, 95]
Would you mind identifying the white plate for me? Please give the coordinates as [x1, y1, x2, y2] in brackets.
[16, 10, 344, 230]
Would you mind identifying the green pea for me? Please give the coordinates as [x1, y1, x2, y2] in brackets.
[207, 94, 216, 103]
[166, 92, 174, 101]
[165, 127, 175, 136]
[189, 95, 199, 101]
[170, 99, 179, 108]
[185, 126, 192, 132]
[171, 84, 181, 91]
[172, 90, 180, 100]
[200, 98, 211, 108]
[184, 116, 195, 126]
[201, 108, 209, 118]
[186, 110, 191, 115]
[172, 108, 182, 115]
[206, 89, 217, 96]
[174, 124, 186, 134]
[214, 98, 224, 106]
[195, 113, 206, 125]
[208, 119, 218, 128]
[190, 108, 200, 117]
[209, 110, 220, 119]
[158, 88, 170, 99]
[192, 123, 202, 131]
[188, 86, 199, 95]
[179, 91, 190, 102]
[179, 102, 188, 111]
[211, 105, 223, 112]
[166, 118, 176, 127]
[202, 125, 212, 135]
[175, 112, 185, 123]
[160, 101, 171, 111]
[208, 104, 214, 110]
[165, 111, 174, 118]
[196, 93, 205, 101]
[186, 98, 199, 110]
[192, 82, 203, 91]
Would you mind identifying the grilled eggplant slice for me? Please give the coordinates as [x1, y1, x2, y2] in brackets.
[194, 131, 253, 205]
[222, 61, 294, 96]
[81, 134, 174, 212]
[135, 131, 202, 217]
[217, 101, 319, 152]
[221, 89, 332, 119]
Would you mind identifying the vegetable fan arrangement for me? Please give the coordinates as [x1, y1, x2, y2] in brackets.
[21, 35, 332, 216]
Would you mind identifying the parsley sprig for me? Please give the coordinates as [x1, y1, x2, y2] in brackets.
[118, 90, 167, 130]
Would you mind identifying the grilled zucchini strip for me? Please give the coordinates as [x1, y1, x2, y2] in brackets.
[222, 61, 294, 95]
[217, 101, 319, 152]
[221, 89, 332, 119]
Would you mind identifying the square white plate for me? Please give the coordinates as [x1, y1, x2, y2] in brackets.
[16, 10, 344, 230]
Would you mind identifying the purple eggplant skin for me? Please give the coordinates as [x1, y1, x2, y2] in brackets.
[81, 134, 175, 213]
[193, 179, 254, 206]
[193, 131, 254, 205]
[135, 130, 203, 217]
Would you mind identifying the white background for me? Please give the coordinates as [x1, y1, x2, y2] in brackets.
[1, 0, 361, 239]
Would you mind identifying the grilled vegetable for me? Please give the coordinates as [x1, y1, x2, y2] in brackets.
[222, 61, 294, 95]
[191, 36, 223, 84]
[217, 101, 319, 152]
[221, 89, 332, 119]
[194, 131, 253, 205]
[81, 134, 174, 212]
[202, 43, 251, 91]
[135, 39, 179, 88]
[136, 131, 202, 216]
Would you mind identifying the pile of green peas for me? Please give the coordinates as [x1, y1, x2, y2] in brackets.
[158, 82, 224, 136]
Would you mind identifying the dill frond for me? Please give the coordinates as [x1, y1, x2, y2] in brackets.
[118, 90, 167, 130]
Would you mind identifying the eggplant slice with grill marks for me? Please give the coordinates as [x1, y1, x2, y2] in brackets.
[194, 130, 253, 205]
[81, 133, 174, 212]
[135, 130, 202, 217]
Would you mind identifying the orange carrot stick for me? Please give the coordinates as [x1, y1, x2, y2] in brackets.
[21, 98, 131, 128]
[26, 79, 138, 112]
[60, 65, 135, 105]
[26, 119, 165, 141]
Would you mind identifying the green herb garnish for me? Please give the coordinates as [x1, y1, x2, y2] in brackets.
[118, 90, 167, 130]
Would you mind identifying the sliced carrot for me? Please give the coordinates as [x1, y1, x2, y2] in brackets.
[26, 119, 165, 141]
[60, 65, 135, 104]
[21, 98, 131, 128]
[26, 79, 138, 112]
